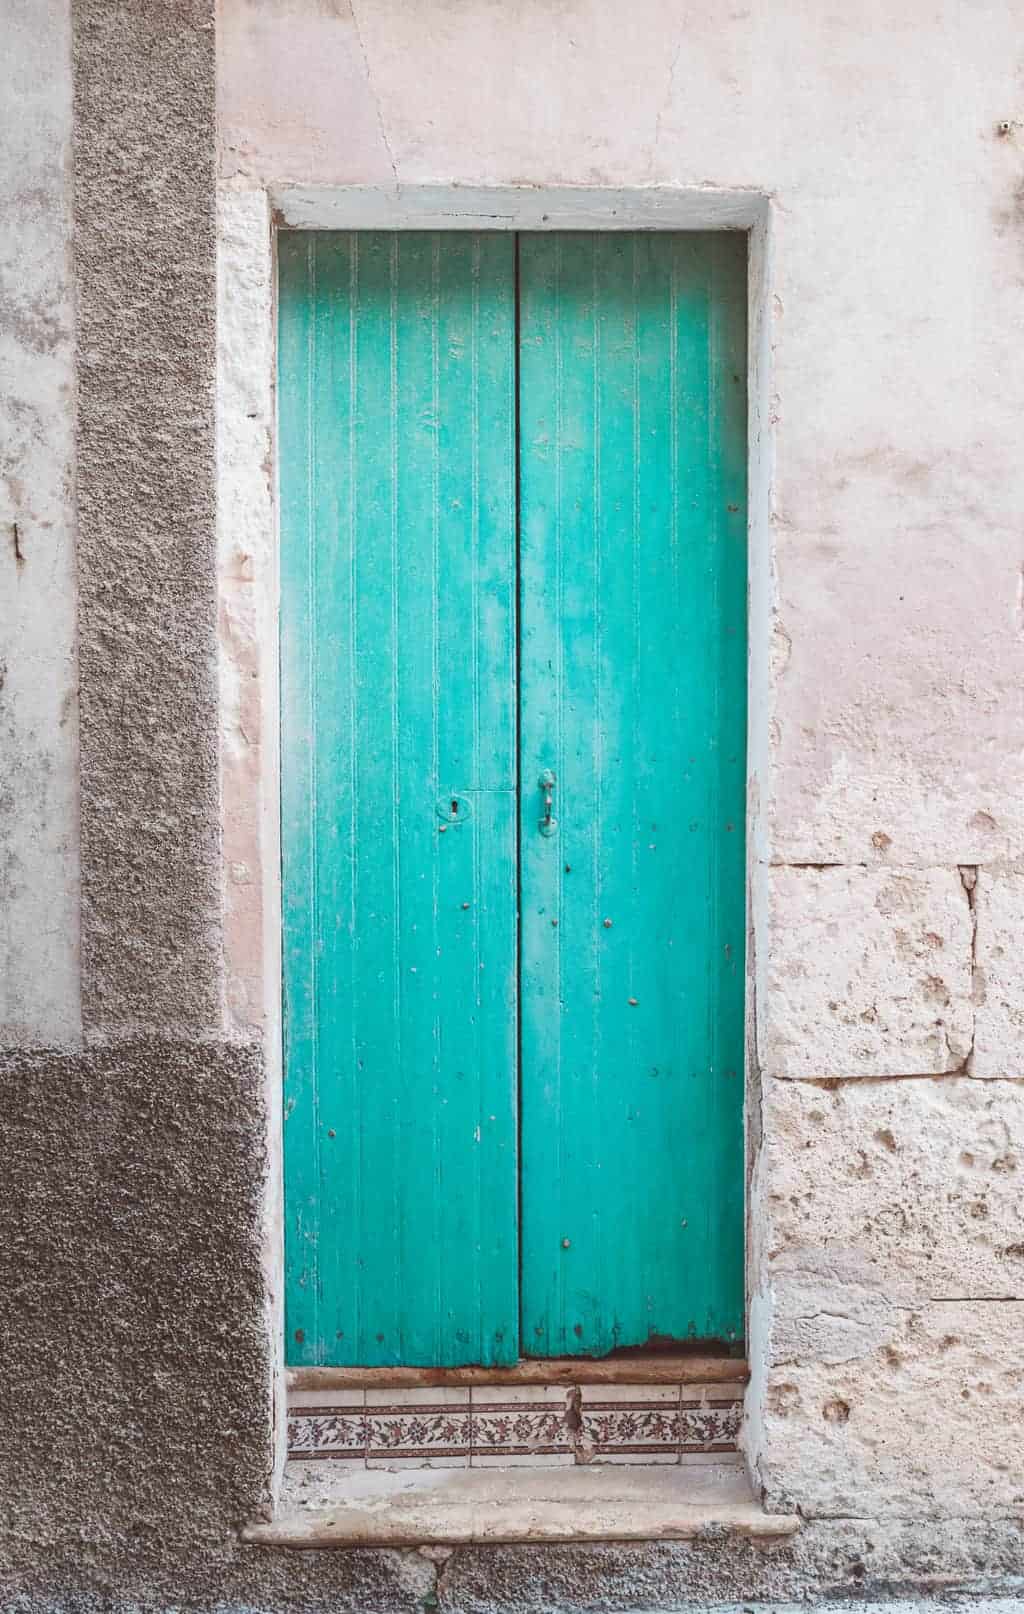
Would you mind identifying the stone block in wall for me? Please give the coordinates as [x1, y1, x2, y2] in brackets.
[760, 867, 973, 1078]
[973, 871, 1024, 1078]
[755, 1300, 1024, 1518]
[761, 1075, 1024, 1300]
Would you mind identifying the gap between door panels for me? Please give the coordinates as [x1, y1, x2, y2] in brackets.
[513, 230, 526, 1363]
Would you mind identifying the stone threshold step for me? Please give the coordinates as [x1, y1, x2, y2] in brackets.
[242, 1460, 799, 1548]
[287, 1353, 748, 1390]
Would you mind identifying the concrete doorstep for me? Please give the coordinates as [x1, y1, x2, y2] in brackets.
[242, 1460, 800, 1548]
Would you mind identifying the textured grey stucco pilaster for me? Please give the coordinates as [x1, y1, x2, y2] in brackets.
[73, 0, 222, 1033]
[0, 1041, 272, 1567]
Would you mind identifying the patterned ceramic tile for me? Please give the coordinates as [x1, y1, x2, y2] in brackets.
[587, 1448, 680, 1466]
[581, 1400, 681, 1456]
[365, 1387, 469, 1407]
[471, 1403, 572, 1455]
[365, 1406, 472, 1459]
[287, 1383, 742, 1464]
[679, 1397, 743, 1452]
[289, 1387, 365, 1409]
[679, 1447, 743, 1468]
[680, 1380, 742, 1404]
[365, 1453, 470, 1470]
[287, 1408, 366, 1459]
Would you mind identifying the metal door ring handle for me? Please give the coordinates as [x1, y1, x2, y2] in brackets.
[539, 769, 557, 836]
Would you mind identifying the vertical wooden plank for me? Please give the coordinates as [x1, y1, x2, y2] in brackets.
[516, 232, 565, 1356]
[390, 230, 442, 1362]
[471, 235, 521, 1362]
[519, 232, 747, 1355]
[343, 231, 402, 1360]
[707, 233, 749, 1317]
[430, 234, 520, 1363]
[280, 232, 518, 1366]
[279, 232, 321, 1362]
[309, 232, 359, 1362]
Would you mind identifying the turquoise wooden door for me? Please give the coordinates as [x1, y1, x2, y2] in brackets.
[279, 233, 519, 1367]
[518, 234, 747, 1355]
[279, 230, 746, 1367]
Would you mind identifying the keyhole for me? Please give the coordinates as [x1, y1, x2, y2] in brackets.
[451, 800, 458, 816]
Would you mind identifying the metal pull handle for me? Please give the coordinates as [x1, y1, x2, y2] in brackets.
[539, 769, 557, 837]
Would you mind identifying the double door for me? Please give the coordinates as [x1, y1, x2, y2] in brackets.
[279, 230, 746, 1366]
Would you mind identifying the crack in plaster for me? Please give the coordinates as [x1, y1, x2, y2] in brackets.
[958, 864, 979, 1075]
[349, 0, 398, 192]
[653, 28, 686, 163]
[928, 1295, 1023, 1303]
[803, 1511, 1024, 1523]
[788, 1072, 1024, 1088]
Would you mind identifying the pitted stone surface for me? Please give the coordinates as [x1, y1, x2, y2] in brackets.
[757, 1300, 1024, 1518]
[760, 868, 973, 1078]
[761, 1075, 1024, 1299]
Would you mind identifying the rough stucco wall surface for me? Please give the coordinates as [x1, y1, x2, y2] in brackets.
[0, 1043, 270, 1559]
[0, 1040, 439, 1612]
[0, 0, 79, 1044]
[74, 0, 222, 1035]
[0, 2, 282, 1609]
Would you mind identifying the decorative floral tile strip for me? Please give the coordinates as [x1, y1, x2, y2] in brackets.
[288, 1404, 472, 1461]
[288, 1410, 366, 1459]
[288, 1392, 742, 1462]
[679, 1398, 742, 1453]
[582, 1402, 681, 1454]
[365, 1409, 471, 1458]
[471, 1404, 571, 1455]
